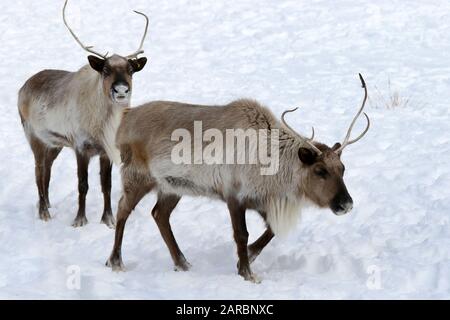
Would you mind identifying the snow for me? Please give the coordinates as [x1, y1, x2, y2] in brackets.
[1, 0, 450, 299]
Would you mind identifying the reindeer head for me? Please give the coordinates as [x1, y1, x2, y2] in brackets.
[282, 74, 370, 216]
[87, 55, 147, 105]
[63, 0, 148, 106]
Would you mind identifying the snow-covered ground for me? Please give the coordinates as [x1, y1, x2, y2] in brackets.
[1, 0, 450, 299]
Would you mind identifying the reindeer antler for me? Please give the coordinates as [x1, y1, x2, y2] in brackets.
[281, 108, 323, 155]
[334, 73, 370, 154]
[126, 10, 149, 59]
[62, 0, 108, 59]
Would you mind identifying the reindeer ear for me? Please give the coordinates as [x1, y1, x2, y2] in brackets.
[88, 55, 105, 73]
[298, 147, 317, 165]
[129, 57, 147, 73]
[332, 143, 342, 156]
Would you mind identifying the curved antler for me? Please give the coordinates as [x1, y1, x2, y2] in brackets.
[62, 0, 108, 59]
[126, 10, 149, 59]
[281, 108, 323, 155]
[334, 73, 370, 154]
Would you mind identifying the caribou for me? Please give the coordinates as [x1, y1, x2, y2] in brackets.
[18, 0, 148, 227]
[106, 75, 370, 282]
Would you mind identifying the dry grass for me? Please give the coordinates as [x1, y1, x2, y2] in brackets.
[369, 78, 412, 110]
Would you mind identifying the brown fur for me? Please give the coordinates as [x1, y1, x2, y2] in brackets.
[18, 102, 30, 122]
[107, 99, 354, 282]
[18, 55, 146, 227]
[19, 0, 149, 228]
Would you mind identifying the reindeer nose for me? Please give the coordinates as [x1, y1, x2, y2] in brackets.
[331, 191, 353, 216]
[333, 200, 353, 215]
[340, 200, 353, 214]
[112, 82, 129, 95]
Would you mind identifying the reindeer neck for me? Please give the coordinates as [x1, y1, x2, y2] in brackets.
[74, 66, 126, 164]
[267, 130, 309, 199]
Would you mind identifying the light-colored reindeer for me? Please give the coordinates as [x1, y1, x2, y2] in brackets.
[106, 74, 370, 282]
[18, 0, 148, 227]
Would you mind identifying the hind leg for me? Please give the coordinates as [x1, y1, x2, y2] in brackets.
[99, 154, 115, 228]
[29, 135, 51, 221]
[106, 170, 154, 271]
[151, 193, 190, 271]
[72, 151, 91, 227]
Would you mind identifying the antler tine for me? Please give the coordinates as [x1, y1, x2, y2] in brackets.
[281, 108, 322, 155]
[62, 0, 108, 59]
[335, 73, 370, 153]
[310, 127, 315, 141]
[281, 108, 299, 134]
[127, 10, 149, 59]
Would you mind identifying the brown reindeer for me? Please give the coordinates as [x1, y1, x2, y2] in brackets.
[106, 75, 370, 282]
[18, 0, 148, 227]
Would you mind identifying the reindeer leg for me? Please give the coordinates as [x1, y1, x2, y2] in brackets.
[99, 153, 115, 228]
[72, 151, 90, 227]
[151, 193, 190, 271]
[237, 212, 274, 268]
[106, 171, 154, 271]
[30, 135, 50, 221]
[227, 198, 260, 283]
[43, 147, 62, 208]
[237, 228, 273, 269]
[248, 227, 274, 264]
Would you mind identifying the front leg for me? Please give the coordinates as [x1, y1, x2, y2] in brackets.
[227, 197, 260, 283]
[73, 151, 90, 227]
[248, 227, 274, 264]
[238, 212, 274, 269]
[100, 154, 115, 228]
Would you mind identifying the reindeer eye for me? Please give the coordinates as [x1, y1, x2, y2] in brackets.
[103, 67, 111, 77]
[314, 167, 328, 178]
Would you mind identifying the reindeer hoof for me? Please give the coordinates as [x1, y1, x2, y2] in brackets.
[239, 267, 261, 284]
[247, 273, 261, 284]
[174, 260, 192, 272]
[242, 272, 261, 284]
[39, 210, 51, 221]
[72, 216, 88, 228]
[106, 256, 125, 272]
[101, 213, 116, 229]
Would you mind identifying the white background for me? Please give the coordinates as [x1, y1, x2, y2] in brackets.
[0, 0, 449, 299]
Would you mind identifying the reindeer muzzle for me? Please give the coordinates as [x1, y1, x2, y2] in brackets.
[112, 82, 130, 104]
[330, 191, 353, 216]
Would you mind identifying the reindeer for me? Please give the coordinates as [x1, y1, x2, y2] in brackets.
[18, 0, 148, 227]
[106, 75, 370, 282]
